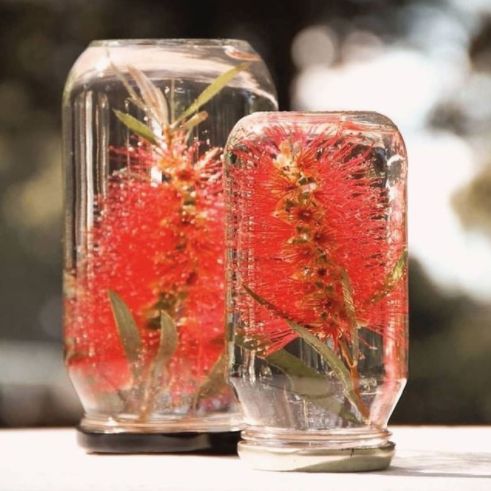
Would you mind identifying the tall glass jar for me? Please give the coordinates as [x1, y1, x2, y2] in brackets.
[62, 39, 277, 452]
[224, 112, 407, 471]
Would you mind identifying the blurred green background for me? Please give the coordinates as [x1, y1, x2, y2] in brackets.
[1, 0, 491, 426]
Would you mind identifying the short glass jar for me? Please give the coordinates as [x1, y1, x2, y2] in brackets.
[62, 39, 277, 452]
[224, 111, 408, 471]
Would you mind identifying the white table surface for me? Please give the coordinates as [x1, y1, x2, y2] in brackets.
[1, 426, 490, 491]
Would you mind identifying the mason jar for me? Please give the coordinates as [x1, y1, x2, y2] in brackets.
[62, 39, 277, 452]
[224, 111, 408, 471]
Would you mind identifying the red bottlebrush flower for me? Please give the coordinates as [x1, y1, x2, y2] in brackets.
[228, 120, 407, 356]
[65, 139, 226, 398]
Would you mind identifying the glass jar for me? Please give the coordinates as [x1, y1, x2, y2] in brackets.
[224, 111, 407, 471]
[62, 39, 277, 452]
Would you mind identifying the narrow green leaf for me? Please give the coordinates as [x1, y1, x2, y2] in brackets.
[242, 284, 367, 420]
[156, 310, 178, 362]
[174, 62, 250, 124]
[340, 269, 359, 362]
[286, 321, 352, 390]
[370, 250, 408, 304]
[235, 336, 361, 423]
[113, 110, 159, 145]
[141, 310, 178, 408]
[181, 111, 209, 132]
[243, 283, 291, 320]
[388, 249, 408, 287]
[138, 310, 178, 420]
[110, 63, 147, 112]
[127, 66, 169, 126]
[286, 320, 367, 419]
[266, 347, 322, 379]
[108, 290, 141, 367]
[191, 353, 227, 410]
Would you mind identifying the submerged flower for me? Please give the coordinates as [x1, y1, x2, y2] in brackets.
[65, 142, 226, 396]
[229, 122, 407, 355]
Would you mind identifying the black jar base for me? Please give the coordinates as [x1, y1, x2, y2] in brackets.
[77, 427, 240, 455]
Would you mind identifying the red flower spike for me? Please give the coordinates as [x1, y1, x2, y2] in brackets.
[228, 122, 407, 356]
[65, 134, 226, 398]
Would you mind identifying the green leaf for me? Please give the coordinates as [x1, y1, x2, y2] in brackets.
[235, 336, 361, 424]
[243, 283, 291, 320]
[370, 250, 408, 304]
[388, 249, 408, 287]
[156, 310, 178, 363]
[340, 269, 359, 362]
[174, 62, 250, 124]
[108, 290, 141, 369]
[266, 348, 321, 378]
[181, 111, 209, 132]
[110, 63, 147, 113]
[242, 284, 367, 420]
[113, 110, 159, 145]
[191, 352, 227, 410]
[286, 321, 352, 392]
[287, 321, 367, 420]
[137, 310, 179, 421]
[127, 66, 169, 127]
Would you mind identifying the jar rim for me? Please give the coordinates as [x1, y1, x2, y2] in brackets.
[89, 39, 253, 49]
